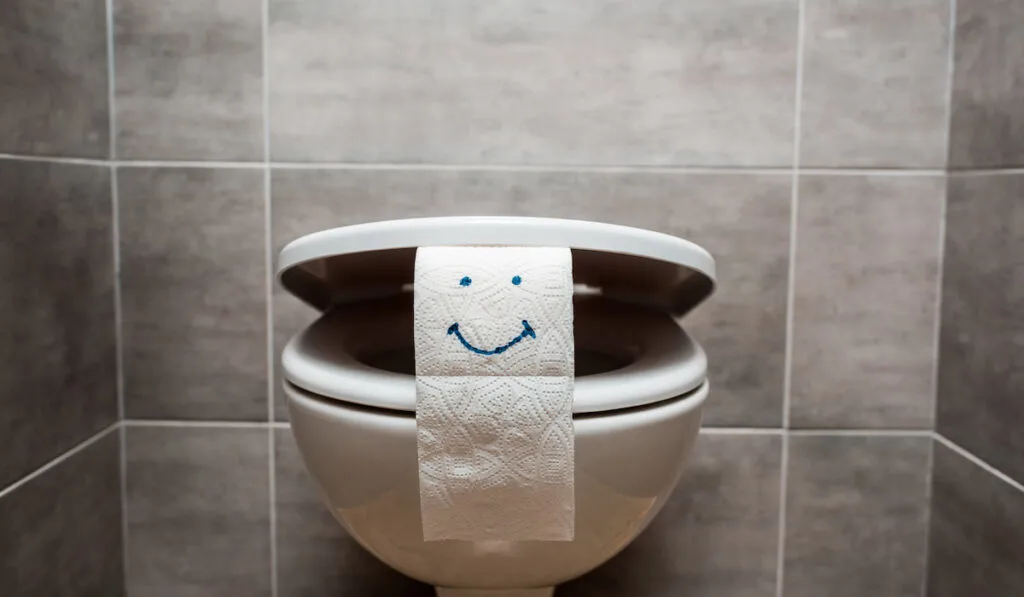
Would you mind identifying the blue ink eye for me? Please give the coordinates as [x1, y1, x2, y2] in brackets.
[512, 275, 522, 286]
[459, 276, 472, 287]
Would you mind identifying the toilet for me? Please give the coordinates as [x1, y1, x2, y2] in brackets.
[278, 217, 716, 597]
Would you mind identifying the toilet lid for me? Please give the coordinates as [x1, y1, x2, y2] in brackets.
[277, 217, 716, 317]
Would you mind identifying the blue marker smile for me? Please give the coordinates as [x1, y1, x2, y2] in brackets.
[447, 320, 536, 356]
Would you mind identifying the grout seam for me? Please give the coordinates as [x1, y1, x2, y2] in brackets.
[933, 433, 1024, 495]
[777, 0, 807, 594]
[926, 1, 956, 589]
[947, 167, 1024, 176]
[942, 0, 958, 170]
[104, 0, 129, 588]
[0, 423, 121, 502]
[0, 152, 955, 176]
[931, 182, 948, 432]
[118, 424, 129, 586]
[700, 427, 784, 435]
[112, 419, 941, 436]
[111, 167, 124, 422]
[105, 0, 117, 162]
[122, 419, 290, 429]
[921, 432, 936, 597]
[262, 0, 279, 594]
[787, 428, 933, 437]
[0, 153, 109, 167]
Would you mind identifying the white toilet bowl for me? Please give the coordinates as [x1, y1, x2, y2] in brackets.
[276, 217, 716, 596]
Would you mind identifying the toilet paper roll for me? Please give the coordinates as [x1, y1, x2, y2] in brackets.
[414, 246, 575, 541]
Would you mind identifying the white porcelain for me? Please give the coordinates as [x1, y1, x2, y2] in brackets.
[277, 216, 717, 319]
[287, 378, 707, 592]
[277, 217, 716, 595]
[282, 296, 708, 413]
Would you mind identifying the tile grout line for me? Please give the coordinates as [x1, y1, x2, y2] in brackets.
[787, 428, 934, 437]
[921, 431, 936, 597]
[104, 0, 130, 587]
[0, 423, 121, 502]
[122, 419, 290, 429]
[700, 427, 784, 435]
[262, 0, 278, 593]
[941, 0, 958, 171]
[112, 419, 941, 436]
[948, 167, 1024, 176]
[934, 433, 1024, 495]
[777, 0, 807, 595]
[0, 152, 954, 176]
[0, 153, 109, 166]
[926, 2, 956, 591]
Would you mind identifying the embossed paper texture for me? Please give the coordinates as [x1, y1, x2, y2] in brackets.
[414, 246, 575, 541]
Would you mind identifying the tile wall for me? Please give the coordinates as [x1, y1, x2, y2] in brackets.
[3, 0, 1019, 595]
[929, 0, 1024, 595]
[0, 1, 122, 592]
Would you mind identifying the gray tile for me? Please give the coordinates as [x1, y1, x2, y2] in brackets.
[791, 175, 944, 429]
[125, 426, 271, 597]
[927, 441, 1024, 597]
[799, 0, 951, 168]
[937, 173, 1024, 484]
[114, 0, 263, 160]
[558, 433, 782, 597]
[782, 435, 930, 597]
[948, 0, 1024, 168]
[120, 168, 267, 421]
[271, 169, 790, 426]
[0, 430, 123, 597]
[0, 0, 109, 157]
[0, 161, 117, 489]
[269, 0, 798, 166]
[274, 429, 435, 596]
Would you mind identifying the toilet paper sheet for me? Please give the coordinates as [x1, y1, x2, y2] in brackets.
[414, 246, 575, 541]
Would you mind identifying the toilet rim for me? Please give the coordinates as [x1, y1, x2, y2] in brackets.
[281, 296, 708, 414]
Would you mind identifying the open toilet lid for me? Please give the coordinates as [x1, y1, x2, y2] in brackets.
[277, 216, 716, 316]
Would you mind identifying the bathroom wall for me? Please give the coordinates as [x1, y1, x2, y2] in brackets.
[929, 0, 1024, 595]
[104, 1, 952, 595]
[0, 0, 964, 595]
[0, 1, 123, 594]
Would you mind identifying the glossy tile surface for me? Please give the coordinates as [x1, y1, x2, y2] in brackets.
[948, 0, 1024, 168]
[124, 426, 271, 597]
[271, 169, 790, 426]
[0, 0, 109, 157]
[791, 175, 943, 428]
[274, 430, 435, 596]
[800, 0, 951, 167]
[559, 433, 782, 597]
[0, 161, 117, 489]
[269, 0, 798, 165]
[119, 168, 268, 421]
[927, 441, 1024, 597]
[938, 173, 1024, 484]
[0, 431, 123, 597]
[114, 0, 263, 159]
[783, 435, 930, 597]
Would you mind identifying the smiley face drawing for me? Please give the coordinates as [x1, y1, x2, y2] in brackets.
[445, 274, 537, 355]
[414, 246, 574, 378]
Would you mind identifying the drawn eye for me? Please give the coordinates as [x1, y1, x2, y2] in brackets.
[511, 275, 522, 286]
[460, 276, 472, 287]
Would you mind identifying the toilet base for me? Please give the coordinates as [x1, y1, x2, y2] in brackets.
[435, 588, 555, 597]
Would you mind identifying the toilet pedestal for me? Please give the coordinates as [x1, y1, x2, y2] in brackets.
[436, 588, 555, 597]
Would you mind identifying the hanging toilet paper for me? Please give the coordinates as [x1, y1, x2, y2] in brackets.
[414, 246, 575, 541]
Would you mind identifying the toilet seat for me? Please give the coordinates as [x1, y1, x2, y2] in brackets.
[282, 295, 707, 414]
[277, 217, 716, 414]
